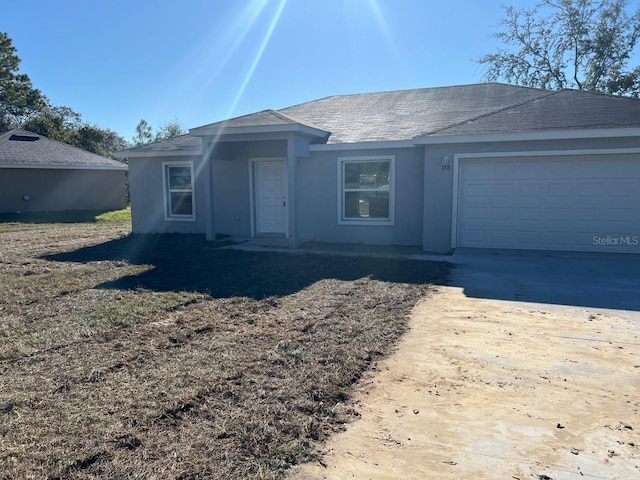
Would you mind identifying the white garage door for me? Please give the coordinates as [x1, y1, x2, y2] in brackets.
[456, 154, 640, 253]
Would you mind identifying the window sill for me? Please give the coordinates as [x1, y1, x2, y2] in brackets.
[164, 216, 196, 222]
[338, 219, 395, 226]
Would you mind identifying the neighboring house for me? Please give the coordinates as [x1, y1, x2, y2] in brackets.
[0, 129, 127, 213]
[117, 83, 640, 254]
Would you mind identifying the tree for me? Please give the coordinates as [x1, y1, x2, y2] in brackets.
[22, 106, 81, 144]
[132, 119, 153, 146]
[155, 118, 186, 141]
[477, 0, 640, 96]
[0, 32, 46, 129]
[75, 124, 128, 158]
[132, 118, 186, 145]
[23, 106, 127, 158]
[1, 32, 126, 158]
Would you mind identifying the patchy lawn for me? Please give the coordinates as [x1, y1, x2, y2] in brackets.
[0, 221, 449, 479]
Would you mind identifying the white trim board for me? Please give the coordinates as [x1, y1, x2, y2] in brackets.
[0, 164, 127, 171]
[415, 127, 640, 145]
[310, 140, 415, 152]
[118, 150, 202, 159]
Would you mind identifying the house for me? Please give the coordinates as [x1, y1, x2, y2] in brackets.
[117, 83, 640, 254]
[0, 129, 128, 213]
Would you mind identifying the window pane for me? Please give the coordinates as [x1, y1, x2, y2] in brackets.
[344, 191, 389, 219]
[168, 166, 192, 190]
[170, 192, 193, 216]
[344, 161, 390, 189]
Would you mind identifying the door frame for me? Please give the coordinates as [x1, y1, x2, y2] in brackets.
[249, 157, 289, 238]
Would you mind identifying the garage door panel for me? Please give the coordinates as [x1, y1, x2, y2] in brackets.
[520, 183, 544, 196]
[607, 208, 635, 223]
[548, 207, 571, 221]
[457, 155, 640, 253]
[609, 181, 636, 197]
[489, 207, 513, 221]
[463, 183, 487, 197]
[460, 162, 490, 180]
[492, 183, 514, 196]
[547, 183, 572, 197]
[463, 206, 486, 220]
[518, 207, 542, 221]
[578, 182, 603, 196]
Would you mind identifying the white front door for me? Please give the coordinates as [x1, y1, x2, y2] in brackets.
[255, 160, 287, 235]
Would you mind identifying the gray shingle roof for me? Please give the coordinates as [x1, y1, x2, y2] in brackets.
[421, 88, 640, 137]
[118, 83, 640, 155]
[193, 109, 327, 131]
[281, 83, 555, 143]
[0, 129, 127, 169]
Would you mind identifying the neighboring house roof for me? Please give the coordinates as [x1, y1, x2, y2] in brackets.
[0, 129, 127, 170]
[116, 83, 640, 156]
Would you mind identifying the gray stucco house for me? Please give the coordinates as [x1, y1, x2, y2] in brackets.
[117, 83, 640, 254]
[0, 129, 128, 213]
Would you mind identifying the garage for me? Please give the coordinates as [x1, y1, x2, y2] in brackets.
[455, 152, 640, 253]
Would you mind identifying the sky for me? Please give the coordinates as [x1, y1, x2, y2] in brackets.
[3, 0, 546, 140]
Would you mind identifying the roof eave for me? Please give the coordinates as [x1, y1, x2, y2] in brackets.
[114, 149, 203, 159]
[189, 123, 329, 138]
[413, 127, 640, 144]
[0, 163, 127, 171]
[309, 140, 416, 151]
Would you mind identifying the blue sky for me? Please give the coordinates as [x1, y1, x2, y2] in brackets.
[6, 0, 522, 140]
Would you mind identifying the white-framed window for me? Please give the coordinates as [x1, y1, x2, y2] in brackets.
[337, 155, 395, 225]
[162, 161, 196, 221]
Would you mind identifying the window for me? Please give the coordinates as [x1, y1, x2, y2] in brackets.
[338, 156, 395, 225]
[163, 162, 195, 220]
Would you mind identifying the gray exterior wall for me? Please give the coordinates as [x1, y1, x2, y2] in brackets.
[0, 168, 127, 213]
[128, 155, 207, 234]
[210, 143, 424, 246]
[422, 136, 640, 253]
[128, 134, 640, 252]
[296, 147, 424, 246]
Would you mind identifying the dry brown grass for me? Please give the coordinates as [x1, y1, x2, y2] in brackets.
[0, 221, 449, 479]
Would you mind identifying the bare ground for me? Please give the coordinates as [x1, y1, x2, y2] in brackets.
[290, 285, 640, 479]
[0, 222, 449, 479]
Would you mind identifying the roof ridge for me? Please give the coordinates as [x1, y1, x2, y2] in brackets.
[280, 82, 552, 110]
[418, 90, 560, 137]
[269, 109, 330, 133]
[265, 109, 297, 123]
[559, 87, 640, 102]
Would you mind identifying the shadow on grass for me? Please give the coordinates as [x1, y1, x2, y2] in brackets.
[0, 210, 121, 224]
[43, 234, 450, 299]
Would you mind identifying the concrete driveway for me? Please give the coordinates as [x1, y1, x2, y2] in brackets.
[290, 249, 640, 480]
[450, 249, 640, 320]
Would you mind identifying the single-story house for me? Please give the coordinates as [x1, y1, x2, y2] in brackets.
[0, 129, 128, 213]
[117, 83, 640, 254]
